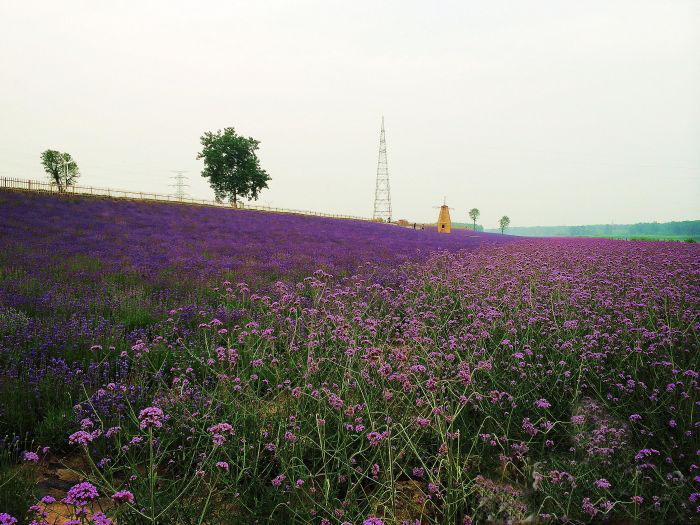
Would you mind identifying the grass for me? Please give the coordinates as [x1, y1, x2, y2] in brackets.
[0, 436, 38, 524]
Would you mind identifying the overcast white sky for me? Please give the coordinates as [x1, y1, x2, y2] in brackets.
[1, 1, 698, 226]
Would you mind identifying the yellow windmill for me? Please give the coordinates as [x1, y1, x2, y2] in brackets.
[433, 197, 452, 234]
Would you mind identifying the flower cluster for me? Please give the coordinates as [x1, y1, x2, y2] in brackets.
[138, 406, 164, 429]
[207, 422, 234, 446]
[112, 490, 135, 504]
[64, 481, 99, 507]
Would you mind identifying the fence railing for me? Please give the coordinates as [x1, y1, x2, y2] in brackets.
[0, 177, 373, 222]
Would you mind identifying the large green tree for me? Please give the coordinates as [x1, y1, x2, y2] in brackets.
[40, 149, 79, 192]
[197, 127, 270, 207]
[468, 208, 480, 231]
[499, 215, 511, 234]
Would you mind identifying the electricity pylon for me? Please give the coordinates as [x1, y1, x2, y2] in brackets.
[372, 117, 392, 222]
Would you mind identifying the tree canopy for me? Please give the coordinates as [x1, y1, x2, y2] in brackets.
[197, 128, 270, 207]
[499, 215, 511, 233]
[468, 208, 480, 230]
[40, 149, 79, 191]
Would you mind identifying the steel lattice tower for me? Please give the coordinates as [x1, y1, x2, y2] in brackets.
[372, 117, 392, 221]
[169, 170, 189, 200]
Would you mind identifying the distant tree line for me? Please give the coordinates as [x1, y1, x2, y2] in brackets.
[485, 221, 700, 238]
[452, 223, 485, 232]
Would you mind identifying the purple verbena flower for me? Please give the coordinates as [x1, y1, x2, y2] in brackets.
[112, 490, 135, 504]
[535, 398, 551, 409]
[271, 474, 286, 487]
[69, 430, 94, 445]
[64, 482, 99, 507]
[595, 478, 611, 489]
[23, 451, 39, 463]
[367, 431, 383, 447]
[138, 406, 164, 429]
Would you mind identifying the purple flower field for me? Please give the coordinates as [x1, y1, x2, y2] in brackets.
[0, 190, 699, 524]
[0, 192, 510, 284]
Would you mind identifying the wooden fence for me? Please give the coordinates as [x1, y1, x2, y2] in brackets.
[0, 177, 373, 222]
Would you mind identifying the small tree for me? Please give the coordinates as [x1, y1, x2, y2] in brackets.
[468, 208, 480, 231]
[499, 215, 511, 234]
[197, 127, 270, 207]
[41, 149, 79, 192]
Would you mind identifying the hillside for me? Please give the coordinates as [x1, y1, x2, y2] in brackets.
[0, 190, 514, 288]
